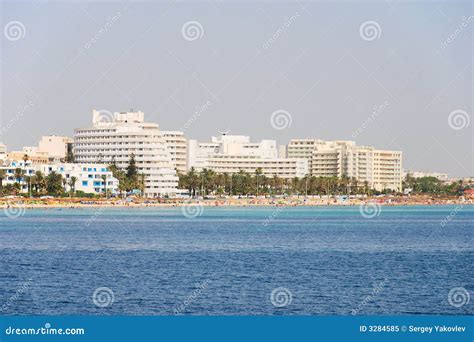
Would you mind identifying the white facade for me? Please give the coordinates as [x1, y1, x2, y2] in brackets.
[38, 135, 73, 159]
[405, 170, 449, 181]
[74, 110, 178, 197]
[161, 131, 187, 174]
[188, 134, 308, 178]
[0, 160, 118, 195]
[288, 139, 403, 191]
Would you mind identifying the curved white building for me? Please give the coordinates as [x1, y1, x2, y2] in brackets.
[74, 110, 178, 197]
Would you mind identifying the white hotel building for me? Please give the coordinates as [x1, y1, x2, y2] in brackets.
[0, 159, 118, 195]
[287, 139, 403, 191]
[161, 131, 187, 175]
[188, 134, 308, 178]
[74, 110, 178, 197]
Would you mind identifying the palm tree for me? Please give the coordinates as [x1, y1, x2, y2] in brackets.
[30, 175, 38, 197]
[0, 169, 7, 195]
[101, 174, 107, 198]
[14, 167, 23, 190]
[46, 171, 63, 195]
[139, 174, 145, 197]
[23, 154, 29, 165]
[24, 175, 32, 197]
[69, 176, 77, 195]
[255, 168, 263, 196]
[62, 177, 67, 193]
[35, 171, 45, 195]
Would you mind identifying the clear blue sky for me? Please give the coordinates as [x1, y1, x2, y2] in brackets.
[1, 0, 472, 176]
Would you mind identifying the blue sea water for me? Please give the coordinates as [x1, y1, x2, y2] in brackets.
[0, 205, 472, 315]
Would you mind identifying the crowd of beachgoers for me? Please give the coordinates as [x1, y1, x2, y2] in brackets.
[0, 194, 471, 209]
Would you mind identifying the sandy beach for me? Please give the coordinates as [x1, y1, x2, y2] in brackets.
[0, 195, 471, 210]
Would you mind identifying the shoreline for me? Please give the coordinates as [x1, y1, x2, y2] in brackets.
[0, 196, 471, 209]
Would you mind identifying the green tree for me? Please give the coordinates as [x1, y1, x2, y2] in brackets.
[46, 171, 63, 195]
[126, 154, 138, 180]
[0, 169, 6, 195]
[101, 174, 107, 198]
[14, 168, 23, 189]
[35, 171, 46, 195]
[69, 176, 77, 195]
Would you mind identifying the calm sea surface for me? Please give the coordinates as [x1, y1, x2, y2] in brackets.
[0, 205, 472, 315]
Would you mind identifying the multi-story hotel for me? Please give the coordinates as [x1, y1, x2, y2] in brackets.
[37, 135, 73, 160]
[188, 134, 309, 178]
[5, 135, 73, 165]
[288, 139, 402, 191]
[0, 159, 119, 195]
[74, 110, 178, 197]
[161, 131, 187, 174]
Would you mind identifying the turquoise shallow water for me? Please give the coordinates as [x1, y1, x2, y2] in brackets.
[0, 205, 473, 315]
